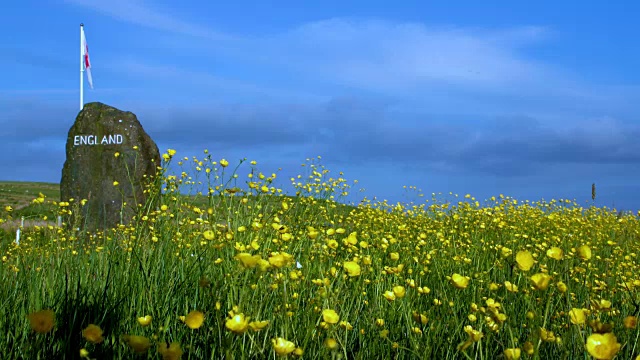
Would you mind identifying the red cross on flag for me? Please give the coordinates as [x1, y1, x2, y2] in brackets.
[81, 25, 93, 89]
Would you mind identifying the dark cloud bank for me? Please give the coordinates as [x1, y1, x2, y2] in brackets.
[1, 97, 639, 210]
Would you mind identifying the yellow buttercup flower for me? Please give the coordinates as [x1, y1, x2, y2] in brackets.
[184, 310, 204, 329]
[393, 285, 406, 298]
[137, 315, 152, 327]
[523, 341, 534, 355]
[226, 313, 250, 334]
[450, 273, 470, 289]
[457, 325, 483, 352]
[503, 348, 521, 360]
[500, 247, 512, 258]
[585, 333, 621, 360]
[158, 342, 183, 360]
[343, 261, 361, 277]
[486, 298, 501, 310]
[339, 320, 353, 330]
[322, 309, 340, 324]
[569, 308, 588, 325]
[268, 252, 294, 268]
[556, 281, 568, 293]
[546, 247, 563, 260]
[577, 245, 592, 260]
[80, 348, 90, 358]
[530, 273, 551, 290]
[345, 232, 358, 245]
[324, 338, 338, 350]
[464, 325, 483, 342]
[203, 230, 215, 240]
[258, 259, 272, 272]
[272, 337, 296, 356]
[220, 159, 229, 167]
[539, 328, 556, 342]
[307, 228, 319, 239]
[526, 312, 536, 322]
[592, 299, 612, 311]
[249, 320, 269, 331]
[515, 250, 534, 271]
[412, 311, 428, 325]
[504, 281, 518, 293]
[82, 324, 104, 344]
[27, 309, 55, 334]
[235, 253, 261, 268]
[383, 291, 396, 302]
[122, 335, 152, 353]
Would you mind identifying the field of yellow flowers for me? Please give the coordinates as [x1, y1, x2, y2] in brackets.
[1, 150, 639, 359]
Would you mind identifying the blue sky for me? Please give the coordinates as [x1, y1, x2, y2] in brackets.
[1, 0, 640, 211]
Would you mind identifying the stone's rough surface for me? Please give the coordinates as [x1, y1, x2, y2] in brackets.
[61, 102, 160, 231]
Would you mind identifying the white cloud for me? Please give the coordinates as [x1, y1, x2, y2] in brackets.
[65, 0, 633, 116]
[261, 19, 554, 91]
[63, 0, 235, 41]
[65, 0, 563, 92]
[105, 59, 327, 102]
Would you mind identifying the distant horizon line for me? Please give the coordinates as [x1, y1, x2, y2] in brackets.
[0, 179, 636, 213]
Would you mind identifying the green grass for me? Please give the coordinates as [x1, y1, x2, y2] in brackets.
[0, 182, 60, 235]
[1, 155, 639, 360]
[0, 181, 60, 205]
[0, 181, 59, 217]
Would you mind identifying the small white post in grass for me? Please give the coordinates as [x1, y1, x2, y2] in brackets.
[15, 217, 24, 245]
[57, 215, 62, 227]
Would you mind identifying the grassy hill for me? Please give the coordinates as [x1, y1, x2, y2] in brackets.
[0, 180, 357, 232]
[0, 181, 60, 208]
[0, 181, 60, 229]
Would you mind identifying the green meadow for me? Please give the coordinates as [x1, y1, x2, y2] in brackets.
[1, 151, 639, 359]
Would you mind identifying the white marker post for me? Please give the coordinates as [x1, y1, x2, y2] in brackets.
[15, 217, 24, 245]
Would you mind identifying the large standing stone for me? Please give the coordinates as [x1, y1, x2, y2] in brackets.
[60, 102, 161, 231]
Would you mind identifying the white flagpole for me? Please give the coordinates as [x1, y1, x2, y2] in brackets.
[80, 23, 84, 110]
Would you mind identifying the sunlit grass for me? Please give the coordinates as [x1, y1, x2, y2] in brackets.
[1, 150, 639, 359]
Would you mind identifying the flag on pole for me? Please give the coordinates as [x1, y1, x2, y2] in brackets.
[81, 26, 93, 89]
